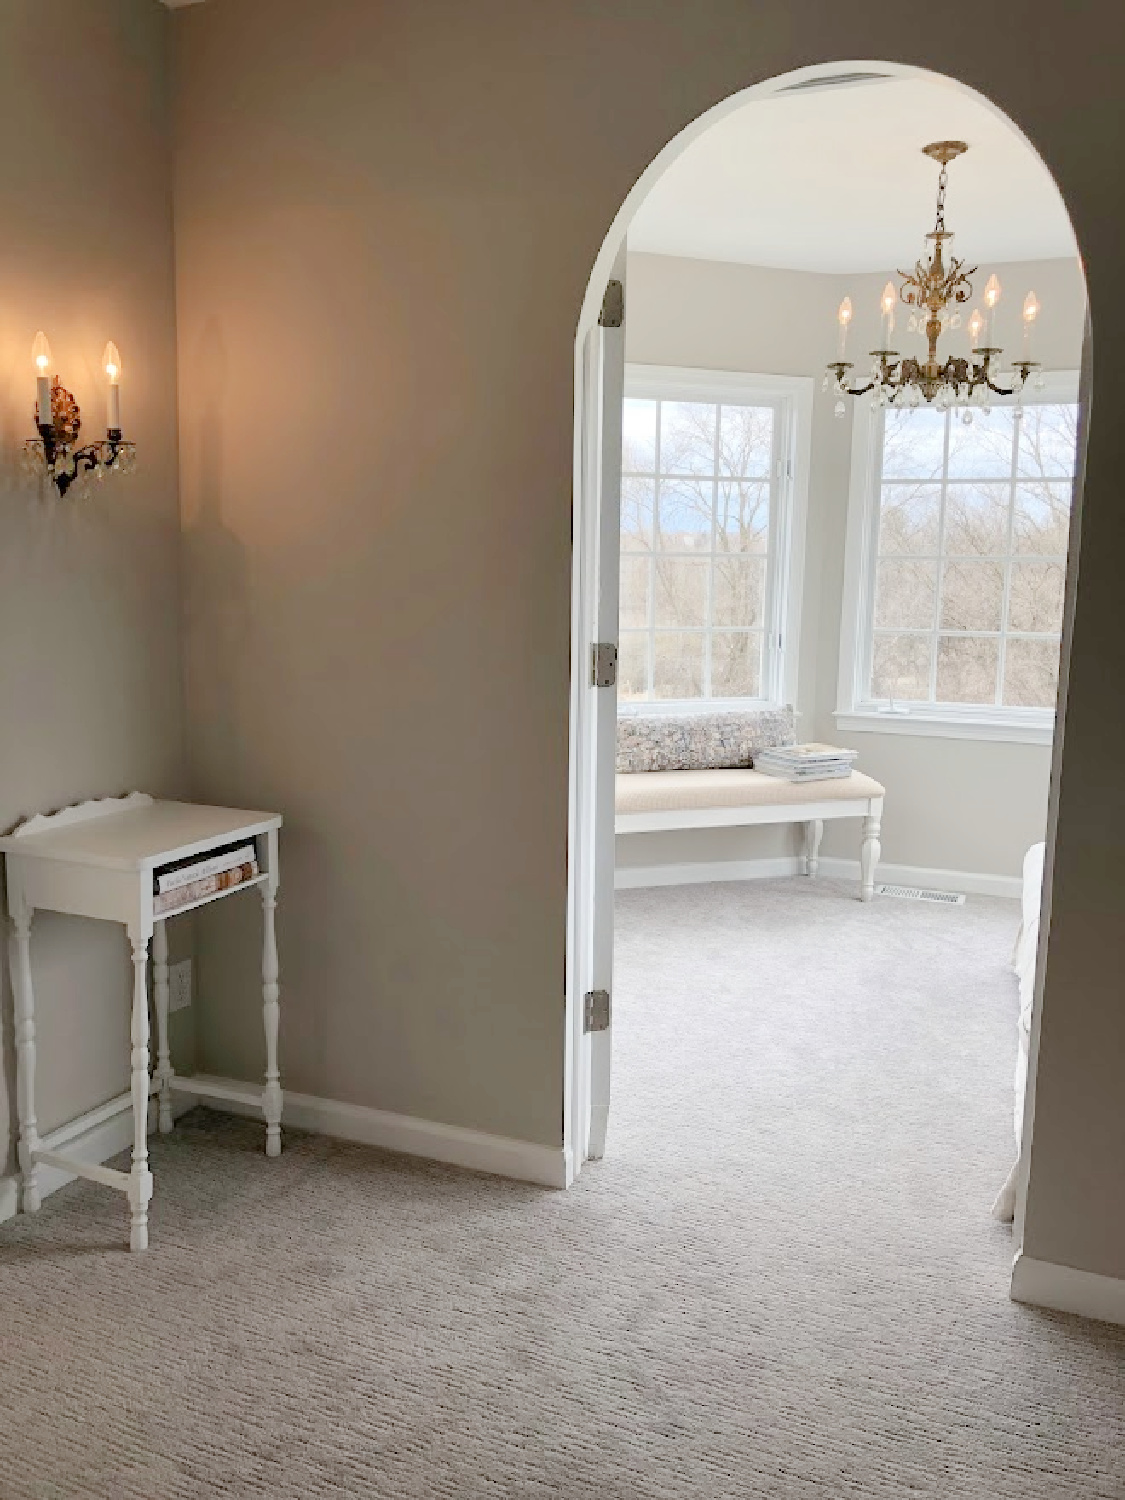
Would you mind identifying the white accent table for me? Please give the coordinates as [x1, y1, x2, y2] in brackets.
[0, 793, 283, 1251]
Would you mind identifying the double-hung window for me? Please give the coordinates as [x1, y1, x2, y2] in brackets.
[838, 372, 1079, 742]
[618, 366, 810, 712]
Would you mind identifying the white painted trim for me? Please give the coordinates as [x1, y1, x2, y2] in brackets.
[614, 851, 1021, 898]
[818, 856, 1021, 899]
[1011, 1251, 1125, 1327]
[616, 855, 800, 889]
[620, 362, 812, 711]
[0, 1090, 191, 1223]
[836, 370, 1079, 731]
[834, 709, 1054, 745]
[0, 1087, 568, 1224]
[203, 1086, 570, 1189]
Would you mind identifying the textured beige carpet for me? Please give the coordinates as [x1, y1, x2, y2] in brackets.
[1, 877, 1122, 1499]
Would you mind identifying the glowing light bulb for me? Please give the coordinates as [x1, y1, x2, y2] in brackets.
[880, 281, 897, 349]
[32, 330, 51, 373]
[836, 296, 853, 359]
[981, 274, 1002, 348]
[102, 341, 123, 432]
[32, 331, 52, 429]
[968, 307, 984, 347]
[1021, 291, 1040, 360]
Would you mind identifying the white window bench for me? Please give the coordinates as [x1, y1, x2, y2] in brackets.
[615, 768, 885, 901]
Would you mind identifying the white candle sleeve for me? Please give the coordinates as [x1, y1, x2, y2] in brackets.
[108, 384, 121, 432]
[37, 376, 51, 428]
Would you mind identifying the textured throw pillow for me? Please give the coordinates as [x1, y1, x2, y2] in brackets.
[616, 707, 796, 774]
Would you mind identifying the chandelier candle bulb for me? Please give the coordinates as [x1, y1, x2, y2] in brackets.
[880, 281, 897, 348]
[968, 306, 984, 349]
[1022, 291, 1040, 356]
[103, 342, 122, 432]
[837, 296, 853, 359]
[983, 274, 1002, 345]
[32, 331, 52, 430]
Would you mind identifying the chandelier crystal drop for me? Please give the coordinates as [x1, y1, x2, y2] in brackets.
[825, 141, 1043, 415]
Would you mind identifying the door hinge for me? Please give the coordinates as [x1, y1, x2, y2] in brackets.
[584, 989, 611, 1032]
[598, 279, 625, 329]
[591, 642, 618, 687]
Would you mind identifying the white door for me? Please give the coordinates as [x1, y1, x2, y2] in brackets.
[575, 267, 625, 1163]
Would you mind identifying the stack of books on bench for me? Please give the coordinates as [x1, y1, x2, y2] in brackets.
[755, 743, 858, 783]
[153, 841, 260, 915]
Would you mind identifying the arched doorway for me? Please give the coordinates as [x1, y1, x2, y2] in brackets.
[566, 61, 1089, 1312]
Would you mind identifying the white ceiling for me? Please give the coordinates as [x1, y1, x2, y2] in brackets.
[628, 74, 1077, 273]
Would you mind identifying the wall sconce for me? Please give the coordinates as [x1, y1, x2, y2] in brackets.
[23, 332, 136, 497]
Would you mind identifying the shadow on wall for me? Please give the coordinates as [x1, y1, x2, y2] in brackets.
[181, 319, 249, 786]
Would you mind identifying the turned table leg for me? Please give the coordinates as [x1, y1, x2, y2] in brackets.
[803, 819, 824, 878]
[128, 934, 154, 1251]
[153, 919, 174, 1134]
[261, 877, 282, 1158]
[10, 897, 40, 1214]
[860, 811, 882, 903]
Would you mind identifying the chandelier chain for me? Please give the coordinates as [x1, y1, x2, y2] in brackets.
[935, 163, 948, 233]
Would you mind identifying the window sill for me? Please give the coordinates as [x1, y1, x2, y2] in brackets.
[834, 709, 1055, 746]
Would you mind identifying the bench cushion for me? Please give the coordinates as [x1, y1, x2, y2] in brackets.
[616, 707, 795, 774]
[616, 767, 885, 816]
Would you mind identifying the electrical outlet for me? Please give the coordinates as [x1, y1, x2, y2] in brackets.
[169, 959, 192, 1012]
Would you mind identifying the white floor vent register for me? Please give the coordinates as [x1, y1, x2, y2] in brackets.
[876, 883, 966, 905]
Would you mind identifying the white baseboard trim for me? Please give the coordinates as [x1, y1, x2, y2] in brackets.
[615, 853, 1021, 899]
[616, 855, 800, 889]
[1011, 1251, 1125, 1326]
[0, 1092, 192, 1224]
[819, 858, 1022, 899]
[197, 1084, 570, 1190]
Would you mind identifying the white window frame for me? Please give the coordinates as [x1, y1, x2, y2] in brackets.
[835, 369, 1079, 746]
[618, 364, 812, 716]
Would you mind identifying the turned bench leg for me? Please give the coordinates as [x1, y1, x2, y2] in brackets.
[803, 819, 823, 878]
[860, 809, 882, 903]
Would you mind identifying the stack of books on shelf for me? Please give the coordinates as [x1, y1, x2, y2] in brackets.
[754, 743, 859, 783]
[153, 841, 260, 915]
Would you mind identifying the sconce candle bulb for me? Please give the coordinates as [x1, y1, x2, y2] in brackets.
[103, 342, 122, 432]
[32, 331, 52, 428]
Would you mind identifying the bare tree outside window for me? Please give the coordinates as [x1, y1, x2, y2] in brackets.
[869, 401, 1077, 711]
[620, 393, 780, 703]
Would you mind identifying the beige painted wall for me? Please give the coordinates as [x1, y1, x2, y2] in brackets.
[172, 0, 1125, 1282]
[620, 252, 1085, 881]
[0, 0, 189, 1177]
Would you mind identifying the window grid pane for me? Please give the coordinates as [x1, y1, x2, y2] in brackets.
[867, 402, 1076, 711]
[621, 393, 777, 704]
